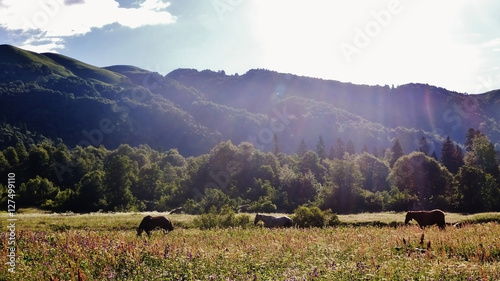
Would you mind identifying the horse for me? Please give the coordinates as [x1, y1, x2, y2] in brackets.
[169, 207, 184, 214]
[405, 209, 446, 229]
[254, 213, 293, 228]
[137, 215, 174, 237]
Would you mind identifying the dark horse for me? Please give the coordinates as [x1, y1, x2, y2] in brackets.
[137, 215, 174, 237]
[405, 209, 446, 229]
[254, 214, 293, 228]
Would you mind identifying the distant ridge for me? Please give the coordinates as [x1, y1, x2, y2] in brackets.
[42, 52, 126, 85]
[0, 44, 126, 84]
[0, 45, 499, 156]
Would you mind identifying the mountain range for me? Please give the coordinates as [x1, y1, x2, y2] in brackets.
[1, 44, 499, 156]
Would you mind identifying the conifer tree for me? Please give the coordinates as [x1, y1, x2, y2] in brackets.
[465, 128, 480, 152]
[328, 145, 336, 160]
[362, 145, 369, 154]
[346, 139, 356, 155]
[441, 136, 458, 173]
[334, 138, 345, 159]
[389, 138, 404, 167]
[454, 144, 465, 170]
[419, 137, 430, 155]
[316, 135, 327, 159]
[273, 133, 280, 156]
[297, 139, 307, 157]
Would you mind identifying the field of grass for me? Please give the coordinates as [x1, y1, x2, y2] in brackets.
[1, 211, 500, 280]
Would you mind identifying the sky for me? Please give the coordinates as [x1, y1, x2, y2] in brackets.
[0, 0, 499, 94]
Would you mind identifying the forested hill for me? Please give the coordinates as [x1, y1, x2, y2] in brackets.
[1, 44, 500, 156]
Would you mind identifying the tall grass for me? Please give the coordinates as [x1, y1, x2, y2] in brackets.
[1, 212, 500, 280]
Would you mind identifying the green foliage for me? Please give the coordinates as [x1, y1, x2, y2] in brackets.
[440, 136, 464, 174]
[2, 127, 500, 214]
[464, 133, 500, 177]
[193, 205, 251, 229]
[389, 138, 404, 167]
[193, 188, 237, 214]
[19, 176, 60, 207]
[320, 158, 364, 213]
[356, 152, 390, 192]
[104, 153, 138, 211]
[247, 196, 277, 213]
[454, 166, 500, 212]
[293, 205, 327, 227]
[388, 152, 453, 210]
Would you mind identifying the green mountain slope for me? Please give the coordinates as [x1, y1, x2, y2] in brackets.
[1, 45, 499, 156]
[0, 45, 220, 155]
[42, 52, 126, 85]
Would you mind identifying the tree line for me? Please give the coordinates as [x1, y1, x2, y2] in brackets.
[1, 128, 499, 214]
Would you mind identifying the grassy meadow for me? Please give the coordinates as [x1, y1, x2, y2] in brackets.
[1, 211, 500, 280]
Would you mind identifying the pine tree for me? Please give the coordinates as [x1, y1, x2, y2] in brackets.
[273, 133, 280, 156]
[328, 145, 336, 160]
[389, 138, 404, 167]
[454, 144, 465, 170]
[297, 139, 307, 157]
[431, 151, 438, 161]
[346, 139, 356, 155]
[334, 138, 345, 159]
[419, 137, 430, 155]
[316, 135, 327, 159]
[465, 128, 479, 152]
[362, 145, 369, 154]
[441, 136, 458, 173]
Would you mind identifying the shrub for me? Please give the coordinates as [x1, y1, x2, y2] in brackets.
[50, 223, 71, 232]
[325, 210, 340, 226]
[247, 197, 277, 213]
[193, 205, 251, 229]
[292, 206, 324, 228]
[292, 206, 340, 227]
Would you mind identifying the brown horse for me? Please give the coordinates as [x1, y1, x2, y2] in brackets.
[405, 209, 446, 229]
[137, 215, 174, 237]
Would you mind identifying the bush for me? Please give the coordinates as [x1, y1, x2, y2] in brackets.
[247, 197, 277, 213]
[292, 206, 340, 228]
[325, 210, 340, 227]
[193, 205, 251, 229]
[50, 223, 71, 232]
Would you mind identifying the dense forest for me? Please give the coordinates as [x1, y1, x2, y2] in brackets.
[1, 45, 500, 214]
[1, 128, 499, 214]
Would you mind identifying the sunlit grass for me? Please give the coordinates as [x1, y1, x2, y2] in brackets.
[2, 210, 499, 231]
[1, 211, 500, 280]
[2, 223, 500, 280]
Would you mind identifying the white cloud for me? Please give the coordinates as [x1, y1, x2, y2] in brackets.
[483, 38, 500, 52]
[0, 0, 176, 51]
[140, 0, 171, 11]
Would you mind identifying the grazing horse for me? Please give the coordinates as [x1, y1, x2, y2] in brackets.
[137, 215, 174, 237]
[405, 209, 446, 229]
[254, 213, 293, 228]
